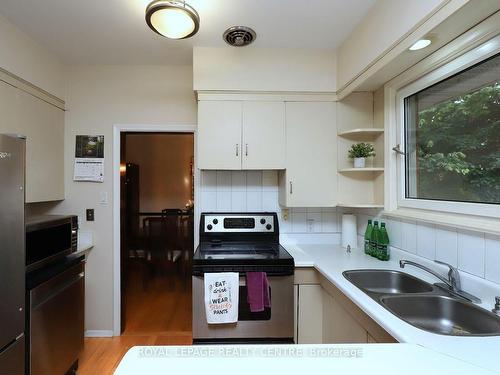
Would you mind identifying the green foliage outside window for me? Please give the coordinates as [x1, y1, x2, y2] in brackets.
[414, 81, 500, 203]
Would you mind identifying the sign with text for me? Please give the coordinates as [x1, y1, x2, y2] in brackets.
[204, 272, 239, 324]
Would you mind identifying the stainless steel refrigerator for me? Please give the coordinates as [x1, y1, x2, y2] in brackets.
[0, 134, 26, 374]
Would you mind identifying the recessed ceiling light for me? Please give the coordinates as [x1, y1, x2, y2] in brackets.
[145, 0, 200, 40]
[409, 39, 432, 51]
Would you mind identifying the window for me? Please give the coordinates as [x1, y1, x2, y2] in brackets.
[403, 53, 500, 206]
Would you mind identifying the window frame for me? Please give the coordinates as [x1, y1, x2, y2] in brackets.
[394, 36, 500, 219]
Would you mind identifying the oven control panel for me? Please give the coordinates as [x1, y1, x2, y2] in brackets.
[202, 213, 276, 233]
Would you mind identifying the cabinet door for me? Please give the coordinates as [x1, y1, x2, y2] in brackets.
[281, 102, 336, 207]
[197, 100, 242, 170]
[322, 289, 367, 343]
[17, 91, 65, 202]
[0, 82, 65, 202]
[242, 101, 285, 169]
[0, 81, 20, 131]
[297, 285, 323, 344]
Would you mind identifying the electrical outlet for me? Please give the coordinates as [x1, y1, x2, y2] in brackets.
[281, 209, 289, 221]
[86, 209, 94, 221]
[307, 219, 315, 233]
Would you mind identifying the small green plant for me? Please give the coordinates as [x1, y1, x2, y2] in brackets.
[348, 143, 376, 158]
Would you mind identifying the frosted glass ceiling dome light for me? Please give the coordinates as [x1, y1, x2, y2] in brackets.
[409, 39, 432, 51]
[145, 0, 199, 39]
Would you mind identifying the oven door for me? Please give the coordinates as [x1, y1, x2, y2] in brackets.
[192, 275, 294, 344]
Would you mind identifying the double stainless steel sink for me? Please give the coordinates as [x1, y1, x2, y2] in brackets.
[343, 269, 500, 336]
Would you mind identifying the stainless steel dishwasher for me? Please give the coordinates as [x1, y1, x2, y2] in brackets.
[26, 255, 85, 375]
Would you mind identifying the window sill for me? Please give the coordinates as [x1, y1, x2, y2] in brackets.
[382, 208, 500, 236]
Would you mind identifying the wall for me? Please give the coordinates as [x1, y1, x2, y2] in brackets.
[41, 65, 196, 333]
[199, 170, 342, 245]
[0, 14, 65, 99]
[193, 47, 337, 92]
[125, 133, 194, 212]
[337, 0, 449, 90]
[355, 209, 500, 286]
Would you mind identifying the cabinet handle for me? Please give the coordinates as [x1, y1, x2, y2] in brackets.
[290, 181, 293, 194]
[245, 144, 248, 156]
[236, 144, 239, 157]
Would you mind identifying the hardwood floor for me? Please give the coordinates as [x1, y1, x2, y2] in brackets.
[78, 333, 192, 375]
[78, 259, 192, 374]
[123, 259, 192, 333]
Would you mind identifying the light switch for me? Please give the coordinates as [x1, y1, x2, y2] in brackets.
[99, 191, 108, 205]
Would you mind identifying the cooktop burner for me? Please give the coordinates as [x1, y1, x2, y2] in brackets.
[192, 212, 294, 276]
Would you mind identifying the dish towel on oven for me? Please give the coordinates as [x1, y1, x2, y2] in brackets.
[204, 272, 239, 324]
[246, 272, 271, 312]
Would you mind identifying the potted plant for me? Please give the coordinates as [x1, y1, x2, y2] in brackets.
[348, 143, 376, 168]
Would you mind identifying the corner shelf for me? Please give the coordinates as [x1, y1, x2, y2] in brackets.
[339, 167, 384, 173]
[338, 128, 384, 141]
[337, 203, 384, 208]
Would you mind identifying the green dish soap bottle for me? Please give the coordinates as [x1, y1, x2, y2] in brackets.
[378, 222, 390, 261]
[364, 220, 373, 255]
[370, 221, 380, 257]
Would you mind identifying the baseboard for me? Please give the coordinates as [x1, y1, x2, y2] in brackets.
[85, 330, 114, 337]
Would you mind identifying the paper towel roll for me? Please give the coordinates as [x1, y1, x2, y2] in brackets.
[342, 214, 358, 249]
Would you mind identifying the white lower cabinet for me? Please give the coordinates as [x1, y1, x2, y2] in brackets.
[322, 288, 368, 343]
[279, 102, 337, 207]
[294, 269, 397, 344]
[296, 284, 323, 344]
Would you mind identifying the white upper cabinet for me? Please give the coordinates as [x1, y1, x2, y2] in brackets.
[197, 100, 242, 170]
[17, 90, 65, 202]
[242, 101, 285, 170]
[279, 102, 337, 207]
[0, 81, 65, 202]
[197, 100, 286, 170]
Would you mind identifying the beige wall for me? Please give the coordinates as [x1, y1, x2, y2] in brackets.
[125, 133, 194, 212]
[193, 47, 337, 92]
[337, 0, 449, 90]
[42, 65, 197, 333]
[0, 14, 65, 99]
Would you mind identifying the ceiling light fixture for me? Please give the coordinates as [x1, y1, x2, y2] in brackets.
[409, 39, 432, 51]
[145, 0, 200, 39]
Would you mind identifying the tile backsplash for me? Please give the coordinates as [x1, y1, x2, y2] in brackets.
[355, 209, 500, 286]
[199, 171, 500, 285]
[199, 170, 342, 244]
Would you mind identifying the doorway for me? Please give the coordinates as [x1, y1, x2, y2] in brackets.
[118, 130, 194, 342]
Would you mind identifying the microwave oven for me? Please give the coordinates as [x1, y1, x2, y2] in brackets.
[25, 215, 78, 272]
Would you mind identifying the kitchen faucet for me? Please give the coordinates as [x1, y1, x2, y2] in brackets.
[399, 259, 481, 304]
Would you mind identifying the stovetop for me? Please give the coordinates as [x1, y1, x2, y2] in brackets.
[193, 212, 295, 276]
[195, 241, 292, 260]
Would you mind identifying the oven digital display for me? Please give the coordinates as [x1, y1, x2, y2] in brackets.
[223, 218, 255, 229]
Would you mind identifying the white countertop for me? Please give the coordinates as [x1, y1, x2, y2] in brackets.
[75, 230, 94, 257]
[114, 343, 495, 374]
[283, 243, 500, 374]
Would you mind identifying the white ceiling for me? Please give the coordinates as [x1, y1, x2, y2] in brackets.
[0, 0, 376, 65]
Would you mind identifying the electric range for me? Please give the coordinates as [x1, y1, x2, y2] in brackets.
[192, 212, 295, 344]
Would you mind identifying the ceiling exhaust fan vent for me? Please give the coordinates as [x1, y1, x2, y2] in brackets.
[223, 26, 256, 47]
